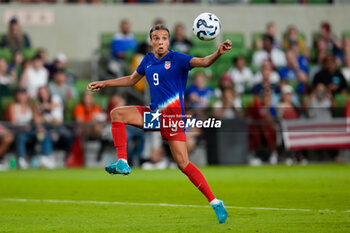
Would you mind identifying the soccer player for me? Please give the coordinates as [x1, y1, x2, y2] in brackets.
[87, 24, 231, 224]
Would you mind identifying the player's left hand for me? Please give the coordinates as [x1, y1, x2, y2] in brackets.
[87, 81, 106, 92]
[218, 40, 232, 55]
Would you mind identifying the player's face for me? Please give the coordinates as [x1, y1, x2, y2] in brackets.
[150, 29, 170, 57]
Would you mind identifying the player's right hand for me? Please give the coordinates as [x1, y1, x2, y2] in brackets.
[87, 81, 106, 92]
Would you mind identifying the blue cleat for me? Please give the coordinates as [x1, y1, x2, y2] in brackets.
[211, 200, 228, 224]
[105, 159, 131, 175]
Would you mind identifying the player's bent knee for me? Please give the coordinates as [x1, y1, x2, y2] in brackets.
[110, 108, 125, 123]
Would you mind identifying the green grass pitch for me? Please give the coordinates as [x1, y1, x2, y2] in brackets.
[0, 165, 349, 233]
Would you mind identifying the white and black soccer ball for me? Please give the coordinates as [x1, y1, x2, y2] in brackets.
[192, 12, 221, 41]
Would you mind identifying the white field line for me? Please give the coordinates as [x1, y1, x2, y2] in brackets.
[1, 198, 346, 213]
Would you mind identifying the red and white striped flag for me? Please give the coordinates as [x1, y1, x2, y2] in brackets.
[281, 118, 350, 151]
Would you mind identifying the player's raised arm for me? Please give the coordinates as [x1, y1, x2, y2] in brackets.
[87, 71, 144, 92]
[190, 40, 232, 68]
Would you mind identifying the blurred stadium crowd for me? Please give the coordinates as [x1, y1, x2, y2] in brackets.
[0, 16, 349, 171]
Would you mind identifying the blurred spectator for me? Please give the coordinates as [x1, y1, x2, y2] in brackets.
[214, 73, 234, 98]
[36, 86, 73, 158]
[186, 72, 214, 109]
[212, 87, 242, 119]
[74, 91, 105, 139]
[48, 70, 77, 104]
[9, 88, 54, 169]
[36, 86, 64, 125]
[277, 85, 299, 120]
[8, 50, 24, 80]
[227, 56, 253, 95]
[278, 80, 301, 107]
[247, 92, 278, 165]
[253, 34, 286, 68]
[252, 59, 280, 86]
[106, 92, 126, 121]
[279, 49, 309, 94]
[0, 124, 14, 171]
[0, 58, 16, 98]
[47, 53, 76, 84]
[313, 55, 348, 95]
[277, 85, 308, 165]
[279, 50, 308, 81]
[252, 62, 280, 97]
[0, 18, 31, 52]
[289, 39, 310, 79]
[283, 25, 308, 56]
[109, 19, 138, 77]
[20, 54, 49, 99]
[265, 22, 280, 49]
[319, 22, 342, 58]
[170, 23, 193, 54]
[37, 48, 51, 70]
[310, 37, 329, 81]
[341, 54, 350, 82]
[307, 83, 334, 120]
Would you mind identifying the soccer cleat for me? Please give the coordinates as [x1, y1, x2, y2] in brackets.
[211, 200, 228, 224]
[105, 159, 131, 175]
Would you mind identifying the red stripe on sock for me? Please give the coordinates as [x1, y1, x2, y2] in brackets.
[182, 162, 216, 202]
[111, 121, 127, 160]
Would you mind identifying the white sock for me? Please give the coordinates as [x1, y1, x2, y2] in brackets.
[120, 159, 128, 164]
[210, 198, 220, 205]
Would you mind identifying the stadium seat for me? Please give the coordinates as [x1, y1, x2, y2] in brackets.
[275, 0, 298, 3]
[223, 33, 245, 48]
[289, 80, 298, 91]
[307, 0, 330, 3]
[64, 98, 79, 122]
[249, 64, 260, 74]
[135, 32, 148, 44]
[250, 0, 271, 3]
[211, 58, 231, 79]
[22, 48, 38, 61]
[298, 32, 306, 40]
[0, 48, 13, 63]
[343, 31, 350, 39]
[312, 31, 320, 44]
[0, 96, 14, 121]
[251, 32, 263, 50]
[241, 94, 254, 109]
[334, 94, 349, 117]
[75, 80, 91, 96]
[94, 95, 109, 109]
[191, 36, 216, 49]
[189, 47, 216, 57]
[100, 33, 114, 50]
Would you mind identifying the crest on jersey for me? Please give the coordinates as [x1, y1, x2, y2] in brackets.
[164, 61, 171, 70]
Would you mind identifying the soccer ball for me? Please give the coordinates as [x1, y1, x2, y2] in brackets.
[192, 12, 221, 41]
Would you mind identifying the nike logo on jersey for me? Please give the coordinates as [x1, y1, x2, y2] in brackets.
[170, 133, 178, 136]
[147, 64, 152, 68]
